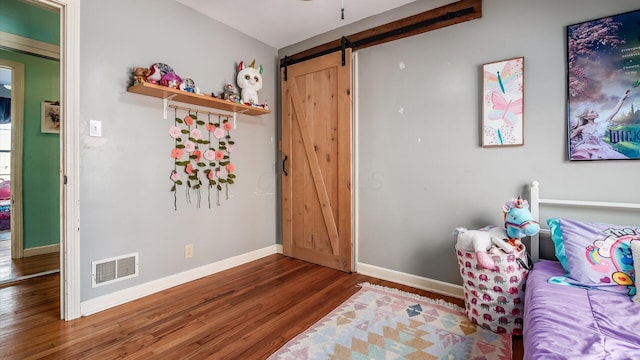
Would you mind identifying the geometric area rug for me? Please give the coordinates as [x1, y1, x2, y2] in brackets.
[268, 283, 512, 360]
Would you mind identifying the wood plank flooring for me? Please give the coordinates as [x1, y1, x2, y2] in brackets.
[0, 238, 60, 284]
[0, 254, 523, 359]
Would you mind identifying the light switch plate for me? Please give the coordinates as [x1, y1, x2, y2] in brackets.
[90, 120, 102, 137]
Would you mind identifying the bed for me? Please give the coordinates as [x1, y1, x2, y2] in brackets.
[523, 181, 640, 359]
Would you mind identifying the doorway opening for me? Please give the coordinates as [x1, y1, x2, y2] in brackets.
[0, 59, 59, 286]
[0, 66, 11, 279]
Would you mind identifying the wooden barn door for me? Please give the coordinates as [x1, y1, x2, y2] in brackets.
[281, 49, 353, 272]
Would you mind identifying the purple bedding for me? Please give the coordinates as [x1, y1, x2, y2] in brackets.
[0, 200, 8, 231]
[524, 260, 640, 359]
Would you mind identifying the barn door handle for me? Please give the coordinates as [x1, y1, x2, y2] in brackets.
[282, 155, 288, 176]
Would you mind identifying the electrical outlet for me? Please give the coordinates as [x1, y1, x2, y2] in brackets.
[89, 120, 102, 137]
[184, 244, 194, 259]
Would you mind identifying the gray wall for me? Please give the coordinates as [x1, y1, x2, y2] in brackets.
[281, 0, 640, 285]
[80, 0, 277, 300]
[79, 0, 640, 300]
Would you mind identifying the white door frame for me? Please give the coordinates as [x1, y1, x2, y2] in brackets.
[36, 0, 81, 320]
[0, 60, 24, 260]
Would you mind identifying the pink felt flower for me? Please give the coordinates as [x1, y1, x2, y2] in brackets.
[192, 150, 202, 161]
[227, 144, 234, 153]
[225, 163, 235, 173]
[184, 141, 195, 153]
[170, 170, 180, 182]
[223, 122, 233, 131]
[203, 149, 215, 161]
[213, 127, 225, 139]
[171, 148, 183, 159]
[190, 128, 202, 140]
[169, 126, 181, 139]
[185, 163, 194, 175]
[184, 115, 194, 126]
[214, 150, 224, 161]
[206, 123, 215, 132]
[207, 170, 214, 180]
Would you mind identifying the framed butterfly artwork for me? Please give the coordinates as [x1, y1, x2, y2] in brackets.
[481, 57, 524, 147]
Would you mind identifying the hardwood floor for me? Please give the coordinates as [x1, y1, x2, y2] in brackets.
[0, 238, 60, 284]
[0, 254, 523, 359]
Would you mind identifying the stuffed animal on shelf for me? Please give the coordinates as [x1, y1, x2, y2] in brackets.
[132, 67, 150, 85]
[180, 78, 199, 93]
[236, 60, 263, 105]
[161, 71, 182, 89]
[223, 82, 240, 102]
[146, 63, 174, 85]
[145, 63, 163, 84]
[453, 226, 513, 270]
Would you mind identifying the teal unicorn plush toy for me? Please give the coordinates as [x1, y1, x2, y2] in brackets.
[502, 196, 540, 247]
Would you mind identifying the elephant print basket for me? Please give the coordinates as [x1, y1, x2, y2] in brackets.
[456, 245, 530, 335]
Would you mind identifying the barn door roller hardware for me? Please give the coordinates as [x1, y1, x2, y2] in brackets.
[280, 0, 481, 77]
[341, 36, 349, 66]
[283, 55, 291, 81]
[282, 37, 350, 80]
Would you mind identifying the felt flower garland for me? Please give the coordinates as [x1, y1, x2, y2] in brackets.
[215, 116, 236, 202]
[169, 109, 236, 210]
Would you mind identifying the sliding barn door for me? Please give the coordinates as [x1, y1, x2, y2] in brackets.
[281, 49, 353, 272]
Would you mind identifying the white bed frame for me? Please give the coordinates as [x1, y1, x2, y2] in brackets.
[529, 180, 640, 263]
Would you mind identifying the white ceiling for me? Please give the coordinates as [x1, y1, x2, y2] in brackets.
[176, 0, 418, 49]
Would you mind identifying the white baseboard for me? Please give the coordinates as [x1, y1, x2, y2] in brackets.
[80, 245, 279, 316]
[356, 262, 464, 299]
[23, 243, 60, 257]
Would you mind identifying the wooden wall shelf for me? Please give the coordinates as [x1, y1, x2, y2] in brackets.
[127, 82, 270, 116]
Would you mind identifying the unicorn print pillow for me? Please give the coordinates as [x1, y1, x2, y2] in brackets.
[547, 217, 638, 295]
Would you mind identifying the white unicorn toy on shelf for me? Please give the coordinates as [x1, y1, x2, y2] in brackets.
[236, 60, 263, 105]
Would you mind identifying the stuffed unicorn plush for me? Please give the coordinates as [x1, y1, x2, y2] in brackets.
[503, 196, 540, 244]
[454, 226, 512, 270]
[237, 60, 263, 105]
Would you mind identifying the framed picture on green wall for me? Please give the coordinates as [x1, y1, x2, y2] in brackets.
[41, 100, 60, 134]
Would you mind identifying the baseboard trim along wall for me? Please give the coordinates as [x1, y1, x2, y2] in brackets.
[356, 262, 464, 299]
[23, 244, 60, 257]
[80, 245, 280, 316]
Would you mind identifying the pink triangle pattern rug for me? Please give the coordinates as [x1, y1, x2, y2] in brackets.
[268, 283, 512, 360]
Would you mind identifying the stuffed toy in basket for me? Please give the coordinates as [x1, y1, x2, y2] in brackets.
[454, 197, 539, 335]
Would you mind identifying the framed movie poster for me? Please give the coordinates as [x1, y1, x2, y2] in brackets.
[567, 9, 640, 160]
[482, 57, 524, 147]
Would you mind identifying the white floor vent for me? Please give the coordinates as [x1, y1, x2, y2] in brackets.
[92, 252, 139, 288]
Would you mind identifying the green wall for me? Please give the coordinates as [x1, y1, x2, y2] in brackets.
[0, 0, 59, 45]
[0, 0, 60, 249]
